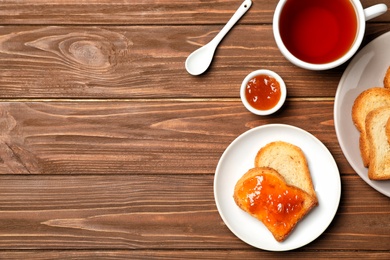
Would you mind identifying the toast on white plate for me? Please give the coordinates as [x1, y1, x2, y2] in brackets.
[233, 167, 317, 242]
[254, 141, 317, 202]
[351, 87, 390, 166]
[366, 107, 390, 180]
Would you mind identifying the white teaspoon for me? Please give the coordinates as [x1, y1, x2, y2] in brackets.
[185, 0, 252, 76]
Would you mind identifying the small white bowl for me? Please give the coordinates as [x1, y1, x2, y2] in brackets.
[240, 69, 287, 115]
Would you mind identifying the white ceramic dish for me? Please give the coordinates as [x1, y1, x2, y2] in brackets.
[214, 124, 341, 251]
[240, 69, 287, 115]
[334, 31, 390, 197]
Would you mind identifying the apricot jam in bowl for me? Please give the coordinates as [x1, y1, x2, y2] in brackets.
[240, 69, 287, 115]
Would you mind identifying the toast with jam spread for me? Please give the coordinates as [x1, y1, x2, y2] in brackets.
[254, 141, 317, 202]
[233, 167, 317, 242]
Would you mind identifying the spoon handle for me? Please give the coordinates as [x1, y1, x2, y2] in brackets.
[211, 0, 252, 46]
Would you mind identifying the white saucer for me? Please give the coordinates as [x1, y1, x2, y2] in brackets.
[214, 124, 341, 251]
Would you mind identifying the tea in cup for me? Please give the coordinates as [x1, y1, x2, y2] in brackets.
[273, 0, 387, 70]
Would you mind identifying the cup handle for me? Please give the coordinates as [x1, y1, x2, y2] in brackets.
[364, 3, 387, 21]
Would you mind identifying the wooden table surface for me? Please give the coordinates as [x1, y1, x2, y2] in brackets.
[0, 0, 389, 258]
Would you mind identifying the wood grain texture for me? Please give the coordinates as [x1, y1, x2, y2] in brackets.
[0, 0, 389, 258]
[0, 175, 389, 251]
[0, 25, 389, 98]
[1, 250, 389, 259]
[0, 0, 389, 25]
[0, 100, 351, 174]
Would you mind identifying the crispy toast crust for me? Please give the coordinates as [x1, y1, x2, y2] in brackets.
[386, 117, 390, 144]
[366, 107, 390, 180]
[384, 66, 390, 89]
[254, 141, 317, 203]
[351, 87, 390, 166]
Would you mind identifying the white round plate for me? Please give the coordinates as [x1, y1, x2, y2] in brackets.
[214, 124, 340, 251]
[334, 31, 390, 197]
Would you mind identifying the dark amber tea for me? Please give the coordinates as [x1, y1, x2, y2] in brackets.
[279, 0, 358, 64]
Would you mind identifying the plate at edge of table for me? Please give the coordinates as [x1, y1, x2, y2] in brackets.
[334, 31, 390, 197]
[214, 124, 341, 251]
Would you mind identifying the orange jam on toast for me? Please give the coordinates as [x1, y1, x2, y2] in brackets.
[235, 173, 306, 233]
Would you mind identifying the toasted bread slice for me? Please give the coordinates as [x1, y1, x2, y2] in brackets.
[254, 141, 317, 202]
[386, 117, 390, 144]
[352, 87, 390, 166]
[384, 66, 390, 89]
[366, 107, 390, 180]
[234, 167, 317, 242]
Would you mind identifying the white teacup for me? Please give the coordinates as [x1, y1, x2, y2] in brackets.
[273, 0, 387, 70]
